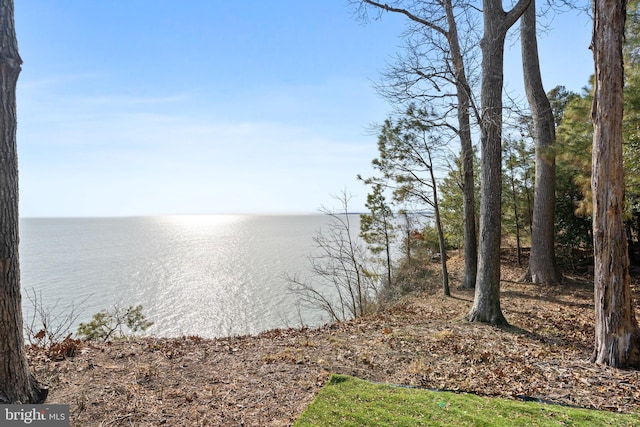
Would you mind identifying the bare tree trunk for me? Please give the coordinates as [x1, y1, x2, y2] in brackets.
[590, 0, 640, 368]
[444, 0, 477, 290]
[360, 0, 478, 289]
[402, 211, 411, 261]
[520, 0, 562, 284]
[0, 0, 48, 403]
[467, 0, 531, 325]
[428, 152, 450, 296]
[468, 12, 507, 325]
[384, 218, 393, 286]
[508, 169, 523, 266]
[525, 168, 533, 235]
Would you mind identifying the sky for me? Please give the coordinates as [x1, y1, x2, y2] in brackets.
[14, 1, 593, 217]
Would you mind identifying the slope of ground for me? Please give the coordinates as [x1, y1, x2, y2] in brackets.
[28, 255, 640, 426]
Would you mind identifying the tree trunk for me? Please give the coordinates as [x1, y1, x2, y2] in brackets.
[468, 12, 507, 325]
[444, 0, 477, 290]
[403, 211, 411, 261]
[520, 0, 562, 284]
[467, 0, 531, 325]
[590, 0, 640, 368]
[509, 170, 522, 267]
[435, 212, 450, 296]
[360, 0, 478, 289]
[384, 217, 392, 286]
[429, 156, 450, 296]
[0, 0, 48, 403]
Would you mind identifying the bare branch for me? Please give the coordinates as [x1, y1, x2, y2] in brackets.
[286, 191, 379, 323]
[363, 0, 448, 35]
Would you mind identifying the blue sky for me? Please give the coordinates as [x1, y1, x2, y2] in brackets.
[15, 1, 592, 217]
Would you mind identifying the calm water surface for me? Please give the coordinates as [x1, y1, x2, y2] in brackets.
[19, 215, 352, 338]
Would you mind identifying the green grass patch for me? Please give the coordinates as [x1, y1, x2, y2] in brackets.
[294, 374, 640, 427]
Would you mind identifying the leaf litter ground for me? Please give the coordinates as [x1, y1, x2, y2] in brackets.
[28, 253, 640, 426]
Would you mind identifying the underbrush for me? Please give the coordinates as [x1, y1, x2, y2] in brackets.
[376, 253, 441, 307]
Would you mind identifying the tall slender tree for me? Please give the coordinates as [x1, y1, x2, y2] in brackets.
[502, 137, 534, 266]
[466, 0, 532, 325]
[519, 0, 562, 284]
[590, 0, 640, 367]
[0, 0, 48, 403]
[355, 0, 479, 289]
[360, 183, 395, 286]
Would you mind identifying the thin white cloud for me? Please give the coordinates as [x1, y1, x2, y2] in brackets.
[17, 72, 106, 91]
[16, 72, 385, 216]
[18, 102, 378, 216]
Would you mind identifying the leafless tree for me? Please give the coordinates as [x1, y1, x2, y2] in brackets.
[353, 0, 480, 289]
[287, 191, 378, 322]
[519, 0, 562, 284]
[466, 0, 532, 325]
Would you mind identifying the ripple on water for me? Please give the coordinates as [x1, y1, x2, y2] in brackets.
[20, 215, 349, 338]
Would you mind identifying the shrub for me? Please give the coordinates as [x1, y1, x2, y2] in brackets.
[77, 305, 153, 342]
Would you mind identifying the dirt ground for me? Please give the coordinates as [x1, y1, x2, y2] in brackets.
[27, 254, 640, 426]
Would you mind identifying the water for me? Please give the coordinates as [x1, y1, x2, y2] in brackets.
[19, 215, 356, 338]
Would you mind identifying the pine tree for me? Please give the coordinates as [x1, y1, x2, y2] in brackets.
[360, 183, 396, 287]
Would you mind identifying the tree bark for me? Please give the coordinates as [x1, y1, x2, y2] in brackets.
[444, 0, 477, 290]
[429, 152, 450, 296]
[590, 0, 640, 368]
[384, 219, 393, 287]
[0, 0, 48, 403]
[508, 165, 522, 266]
[467, 0, 531, 325]
[520, 0, 562, 285]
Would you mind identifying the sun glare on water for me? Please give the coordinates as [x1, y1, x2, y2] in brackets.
[156, 214, 248, 231]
